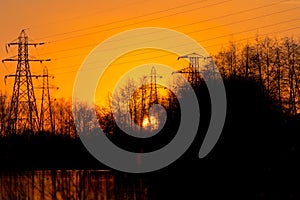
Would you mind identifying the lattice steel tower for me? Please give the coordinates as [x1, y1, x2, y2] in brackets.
[39, 66, 58, 134]
[144, 66, 163, 127]
[2, 30, 50, 134]
[173, 52, 212, 86]
[149, 66, 162, 105]
[177, 52, 202, 86]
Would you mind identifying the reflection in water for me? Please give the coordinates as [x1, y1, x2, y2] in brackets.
[0, 170, 148, 200]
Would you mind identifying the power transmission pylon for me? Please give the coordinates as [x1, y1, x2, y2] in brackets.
[37, 66, 58, 134]
[173, 52, 210, 86]
[2, 30, 50, 134]
[144, 66, 163, 128]
[149, 66, 162, 105]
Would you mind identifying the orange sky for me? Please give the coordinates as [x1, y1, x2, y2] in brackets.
[1, 0, 300, 105]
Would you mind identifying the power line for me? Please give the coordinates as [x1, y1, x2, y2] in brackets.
[50, 16, 300, 67]
[197, 17, 300, 43]
[173, 0, 292, 29]
[31, 0, 145, 31]
[37, 0, 212, 40]
[180, 6, 300, 33]
[53, 25, 300, 76]
[16, 0, 296, 75]
[46, 0, 233, 43]
[39, 0, 295, 57]
[44, 0, 290, 44]
[46, 6, 300, 62]
[204, 26, 300, 50]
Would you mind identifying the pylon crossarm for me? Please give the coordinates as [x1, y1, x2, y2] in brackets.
[6, 42, 45, 46]
[2, 58, 50, 62]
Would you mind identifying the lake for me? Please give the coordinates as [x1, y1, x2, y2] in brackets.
[0, 170, 149, 200]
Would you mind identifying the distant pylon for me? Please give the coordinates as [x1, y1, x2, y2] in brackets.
[174, 52, 210, 86]
[2, 30, 50, 134]
[39, 66, 58, 134]
[150, 66, 162, 104]
[144, 66, 163, 126]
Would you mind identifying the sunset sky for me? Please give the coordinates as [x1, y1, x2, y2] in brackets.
[1, 0, 300, 105]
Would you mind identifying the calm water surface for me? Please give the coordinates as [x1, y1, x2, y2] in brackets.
[0, 170, 148, 200]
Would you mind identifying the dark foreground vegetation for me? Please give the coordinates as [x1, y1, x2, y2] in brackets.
[147, 76, 300, 199]
[0, 134, 103, 170]
[1, 36, 300, 199]
[0, 75, 299, 198]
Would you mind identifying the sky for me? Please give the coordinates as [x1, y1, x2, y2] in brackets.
[0, 0, 300, 105]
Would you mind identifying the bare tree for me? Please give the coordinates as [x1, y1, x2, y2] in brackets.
[0, 92, 8, 136]
[52, 98, 76, 137]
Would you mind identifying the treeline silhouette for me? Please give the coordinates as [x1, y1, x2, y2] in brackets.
[147, 37, 300, 199]
[214, 36, 300, 116]
[0, 96, 103, 170]
[0, 36, 300, 198]
[147, 79, 300, 199]
[94, 36, 300, 199]
[0, 96, 77, 137]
